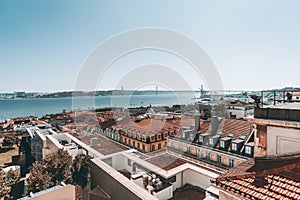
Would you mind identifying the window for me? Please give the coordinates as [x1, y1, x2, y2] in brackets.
[179, 143, 182, 151]
[196, 149, 201, 158]
[199, 136, 203, 143]
[151, 135, 155, 141]
[142, 144, 145, 151]
[217, 155, 222, 163]
[220, 140, 225, 148]
[245, 146, 252, 154]
[158, 143, 161, 149]
[229, 158, 235, 167]
[137, 142, 140, 149]
[205, 152, 210, 160]
[157, 134, 161, 140]
[231, 143, 237, 151]
[187, 146, 190, 153]
[128, 159, 131, 166]
[209, 138, 214, 145]
[164, 132, 168, 138]
[171, 141, 175, 148]
[133, 141, 135, 147]
[190, 134, 194, 141]
[151, 144, 155, 151]
[170, 130, 174, 136]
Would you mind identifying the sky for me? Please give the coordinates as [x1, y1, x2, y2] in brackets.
[0, 0, 300, 92]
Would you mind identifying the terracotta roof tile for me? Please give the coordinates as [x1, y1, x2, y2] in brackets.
[116, 118, 180, 136]
[214, 156, 300, 200]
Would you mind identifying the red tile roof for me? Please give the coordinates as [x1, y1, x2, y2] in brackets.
[213, 156, 300, 199]
[115, 117, 179, 136]
[217, 119, 253, 140]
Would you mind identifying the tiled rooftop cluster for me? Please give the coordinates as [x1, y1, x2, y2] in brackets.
[171, 117, 254, 157]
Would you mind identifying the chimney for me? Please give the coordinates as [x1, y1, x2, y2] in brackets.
[211, 116, 219, 135]
[195, 114, 201, 132]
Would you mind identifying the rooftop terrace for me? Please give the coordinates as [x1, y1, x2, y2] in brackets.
[254, 104, 300, 122]
[76, 133, 129, 156]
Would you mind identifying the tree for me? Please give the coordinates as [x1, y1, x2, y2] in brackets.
[72, 154, 91, 187]
[28, 162, 52, 193]
[27, 149, 91, 195]
[0, 169, 19, 199]
[0, 169, 10, 199]
[43, 149, 73, 185]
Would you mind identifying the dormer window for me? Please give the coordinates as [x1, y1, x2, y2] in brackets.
[189, 134, 194, 141]
[199, 136, 203, 143]
[164, 132, 168, 138]
[220, 140, 225, 148]
[209, 138, 214, 145]
[142, 134, 146, 141]
[232, 143, 237, 151]
[245, 146, 252, 154]
[157, 133, 161, 140]
[137, 133, 140, 140]
[151, 135, 155, 141]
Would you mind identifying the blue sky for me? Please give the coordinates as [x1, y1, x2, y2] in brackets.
[0, 0, 300, 92]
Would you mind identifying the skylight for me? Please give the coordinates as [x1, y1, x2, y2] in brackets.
[239, 135, 246, 140]
[228, 133, 234, 137]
